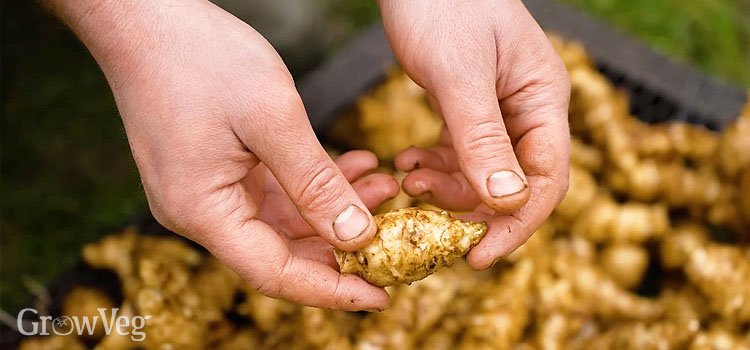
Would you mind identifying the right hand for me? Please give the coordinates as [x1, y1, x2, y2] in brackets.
[379, 0, 571, 269]
[55, 0, 394, 310]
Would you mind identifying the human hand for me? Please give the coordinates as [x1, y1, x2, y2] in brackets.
[379, 0, 571, 269]
[52, 0, 394, 310]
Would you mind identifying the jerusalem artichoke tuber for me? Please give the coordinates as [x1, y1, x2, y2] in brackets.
[335, 207, 487, 287]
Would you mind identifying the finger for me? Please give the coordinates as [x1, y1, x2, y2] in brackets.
[463, 172, 568, 270]
[261, 169, 398, 240]
[401, 169, 480, 211]
[334, 150, 379, 182]
[262, 171, 399, 273]
[462, 117, 570, 270]
[232, 87, 376, 251]
[352, 173, 400, 211]
[429, 77, 530, 213]
[468, 119, 569, 268]
[463, 42, 571, 269]
[210, 219, 389, 310]
[394, 146, 459, 173]
[291, 236, 337, 269]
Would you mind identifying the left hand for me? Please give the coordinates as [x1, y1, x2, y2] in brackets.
[378, 0, 571, 269]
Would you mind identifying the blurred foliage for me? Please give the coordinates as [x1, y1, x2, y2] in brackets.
[1, 2, 146, 311]
[325, 0, 380, 32]
[317, 0, 381, 51]
[564, 0, 750, 87]
[1, 0, 747, 312]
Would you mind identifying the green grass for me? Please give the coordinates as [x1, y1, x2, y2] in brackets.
[1, 0, 748, 313]
[562, 0, 750, 87]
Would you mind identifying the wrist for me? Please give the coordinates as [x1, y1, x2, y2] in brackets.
[44, 0, 172, 77]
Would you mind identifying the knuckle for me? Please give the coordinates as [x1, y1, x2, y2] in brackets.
[461, 120, 514, 159]
[332, 278, 356, 309]
[550, 69, 571, 103]
[543, 63, 572, 103]
[262, 86, 303, 118]
[283, 260, 312, 289]
[253, 262, 285, 298]
[148, 183, 197, 233]
[294, 164, 345, 214]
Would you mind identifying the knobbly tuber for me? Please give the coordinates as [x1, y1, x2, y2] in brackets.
[335, 207, 487, 287]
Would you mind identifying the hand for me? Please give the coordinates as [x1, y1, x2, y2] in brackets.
[50, 0, 394, 310]
[379, 0, 571, 269]
[257, 150, 398, 272]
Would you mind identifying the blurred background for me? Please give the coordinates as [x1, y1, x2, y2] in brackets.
[1, 0, 749, 313]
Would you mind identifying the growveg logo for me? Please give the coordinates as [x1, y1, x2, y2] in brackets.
[17, 308, 151, 341]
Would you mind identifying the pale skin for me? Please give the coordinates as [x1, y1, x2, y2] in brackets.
[44, 0, 570, 310]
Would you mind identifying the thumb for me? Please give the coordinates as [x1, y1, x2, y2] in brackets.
[429, 78, 530, 213]
[233, 90, 376, 252]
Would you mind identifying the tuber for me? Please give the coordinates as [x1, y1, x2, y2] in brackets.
[335, 207, 487, 287]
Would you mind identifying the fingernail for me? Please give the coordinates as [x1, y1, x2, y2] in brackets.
[333, 205, 370, 241]
[487, 170, 526, 198]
